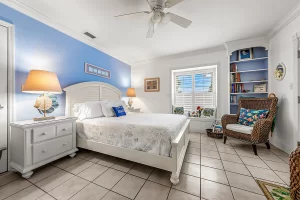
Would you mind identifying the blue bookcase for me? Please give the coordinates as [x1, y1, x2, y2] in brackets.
[229, 47, 268, 114]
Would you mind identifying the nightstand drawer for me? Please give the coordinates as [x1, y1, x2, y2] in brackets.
[57, 123, 72, 137]
[33, 135, 72, 164]
[32, 126, 56, 143]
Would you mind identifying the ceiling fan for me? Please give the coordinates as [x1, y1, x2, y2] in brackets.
[114, 0, 192, 38]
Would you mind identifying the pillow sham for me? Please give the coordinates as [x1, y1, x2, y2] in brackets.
[238, 108, 269, 127]
[73, 101, 103, 120]
[112, 106, 126, 117]
[101, 100, 128, 117]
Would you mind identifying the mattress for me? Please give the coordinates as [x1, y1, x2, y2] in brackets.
[76, 113, 187, 157]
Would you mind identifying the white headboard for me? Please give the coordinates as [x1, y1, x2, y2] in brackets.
[63, 82, 122, 117]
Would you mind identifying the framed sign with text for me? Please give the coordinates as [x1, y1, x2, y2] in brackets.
[84, 63, 111, 79]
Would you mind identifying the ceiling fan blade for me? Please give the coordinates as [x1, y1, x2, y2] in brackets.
[114, 11, 151, 18]
[165, 0, 184, 8]
[166, 12, 192, 28]
[146, 20, 155, 38]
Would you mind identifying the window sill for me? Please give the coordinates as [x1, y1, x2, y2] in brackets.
[188, 117, 215, 122]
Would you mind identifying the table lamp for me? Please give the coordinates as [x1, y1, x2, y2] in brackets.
[126, 88, 136, 109]
[22, 70, 62, 121]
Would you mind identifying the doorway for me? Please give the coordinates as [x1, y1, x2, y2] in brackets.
[0, 24, 8, 173]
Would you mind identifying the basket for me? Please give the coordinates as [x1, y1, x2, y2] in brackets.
[206, 129, 223, 139]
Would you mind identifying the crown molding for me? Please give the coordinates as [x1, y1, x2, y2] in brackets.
[268, 1, 300, 39]
[132, 45, 226, 66]
[0, 0, 132, 66]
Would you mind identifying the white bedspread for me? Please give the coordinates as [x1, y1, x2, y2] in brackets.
[76, 113, 187, 157]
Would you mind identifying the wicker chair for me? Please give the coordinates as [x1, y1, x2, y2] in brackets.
[221, 96, 278, 155]
[290, 147, 300, 200]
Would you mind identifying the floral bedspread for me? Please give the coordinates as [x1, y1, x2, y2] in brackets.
[76, 113, 187, 157]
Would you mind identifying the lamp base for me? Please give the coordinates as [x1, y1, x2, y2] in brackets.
[33, 116, 55, 121]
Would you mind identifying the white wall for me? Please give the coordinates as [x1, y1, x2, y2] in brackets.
[269, 15, 300, 153]
[131, 47, 229, 119]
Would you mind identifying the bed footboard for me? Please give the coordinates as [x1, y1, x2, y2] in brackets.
[170, 119, 190, 185]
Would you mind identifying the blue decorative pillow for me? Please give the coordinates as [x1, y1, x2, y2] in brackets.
[112, 106, 126, 117]
[238, 108, 269, 127]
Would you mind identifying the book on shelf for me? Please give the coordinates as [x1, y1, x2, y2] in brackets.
[230, 95, 237, 103]
[230, 73, 241, 83]
[231, 83, 244, 93]
[230, 63, 238, 72]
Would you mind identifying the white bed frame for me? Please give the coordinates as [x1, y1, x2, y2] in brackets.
[64, 82, 190, 184]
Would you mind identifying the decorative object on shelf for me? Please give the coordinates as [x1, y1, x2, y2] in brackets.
[126, 88, 136, 108]
[144, 78, 160, 92]
[254, 83, 267, 93]
[238, 48, 253, 60]
[256, 180, 291, 200]
[22, 70, 62, 121]
[84, 62, 111, 79]
[173, 106, 184, 115]
[274, 63, 286, 81]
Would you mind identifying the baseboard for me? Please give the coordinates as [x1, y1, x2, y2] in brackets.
[270, 137, 294, 154]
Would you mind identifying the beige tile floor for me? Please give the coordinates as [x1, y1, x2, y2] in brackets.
[0, 133, 291, 200]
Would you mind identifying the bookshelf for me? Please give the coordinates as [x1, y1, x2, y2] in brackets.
[229, 47, 268, 114]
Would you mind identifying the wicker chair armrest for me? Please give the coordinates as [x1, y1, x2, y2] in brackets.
[221, 114, 239, 129]
[251, 119, 272, 143]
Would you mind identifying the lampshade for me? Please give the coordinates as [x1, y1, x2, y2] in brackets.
[126, 88, 136, 97]
[22, 70, 62, 94]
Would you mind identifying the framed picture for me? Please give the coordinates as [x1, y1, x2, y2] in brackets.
[84, 63, 111, 79]
[239, 48, 253, 60]
[254, 83, 267, 93]
[144, 78, 160, 92]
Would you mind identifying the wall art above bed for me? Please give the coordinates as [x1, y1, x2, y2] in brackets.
[84, 62, 111, 79]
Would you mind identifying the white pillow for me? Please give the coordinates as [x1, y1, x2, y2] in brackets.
[73, 101, 103, 120]
[101, 100, 128, 117]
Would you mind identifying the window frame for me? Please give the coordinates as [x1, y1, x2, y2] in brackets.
[172, 67, 217, 113]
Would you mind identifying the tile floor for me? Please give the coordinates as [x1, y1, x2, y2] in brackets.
[0, 133, 291, 200]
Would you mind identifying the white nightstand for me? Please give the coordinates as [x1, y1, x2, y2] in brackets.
[9, 116, 78, 178]
[128, 108, 141, 113]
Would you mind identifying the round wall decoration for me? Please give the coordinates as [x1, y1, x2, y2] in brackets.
[274, 63, 286, 81]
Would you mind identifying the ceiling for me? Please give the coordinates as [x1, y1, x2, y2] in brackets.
[15, 0, 300, 64]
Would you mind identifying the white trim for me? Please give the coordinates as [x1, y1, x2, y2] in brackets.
[292, 32, 300, 150]
[268, 2, 300, 39]
[0, 19, 15, 171]
[225, 37, 269, 56]
[0, 0, 131, 66]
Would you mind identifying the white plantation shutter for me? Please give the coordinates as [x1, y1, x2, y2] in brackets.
[174, 74, 193, 112]
[174, 69, 215, 113]
[194, 72, 214, 108]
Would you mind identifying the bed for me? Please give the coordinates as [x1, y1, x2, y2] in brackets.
[64, 82, 190, 185]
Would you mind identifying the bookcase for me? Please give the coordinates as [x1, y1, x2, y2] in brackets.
[229, 47, 268, 114]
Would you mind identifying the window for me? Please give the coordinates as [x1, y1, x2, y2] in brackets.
[172, 66, 216, 113]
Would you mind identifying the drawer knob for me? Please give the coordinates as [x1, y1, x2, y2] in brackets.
[42, 132, 47, 136]
[42, 149, 47, 153]
[63, 143, 67, 146]
[62, 128, 67, 131]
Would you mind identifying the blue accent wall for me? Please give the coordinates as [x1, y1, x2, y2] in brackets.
[0, 3, 131, 121]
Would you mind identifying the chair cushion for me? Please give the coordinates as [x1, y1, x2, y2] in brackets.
[226, 124, 253, 135]
[238, 108, 269, 127]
